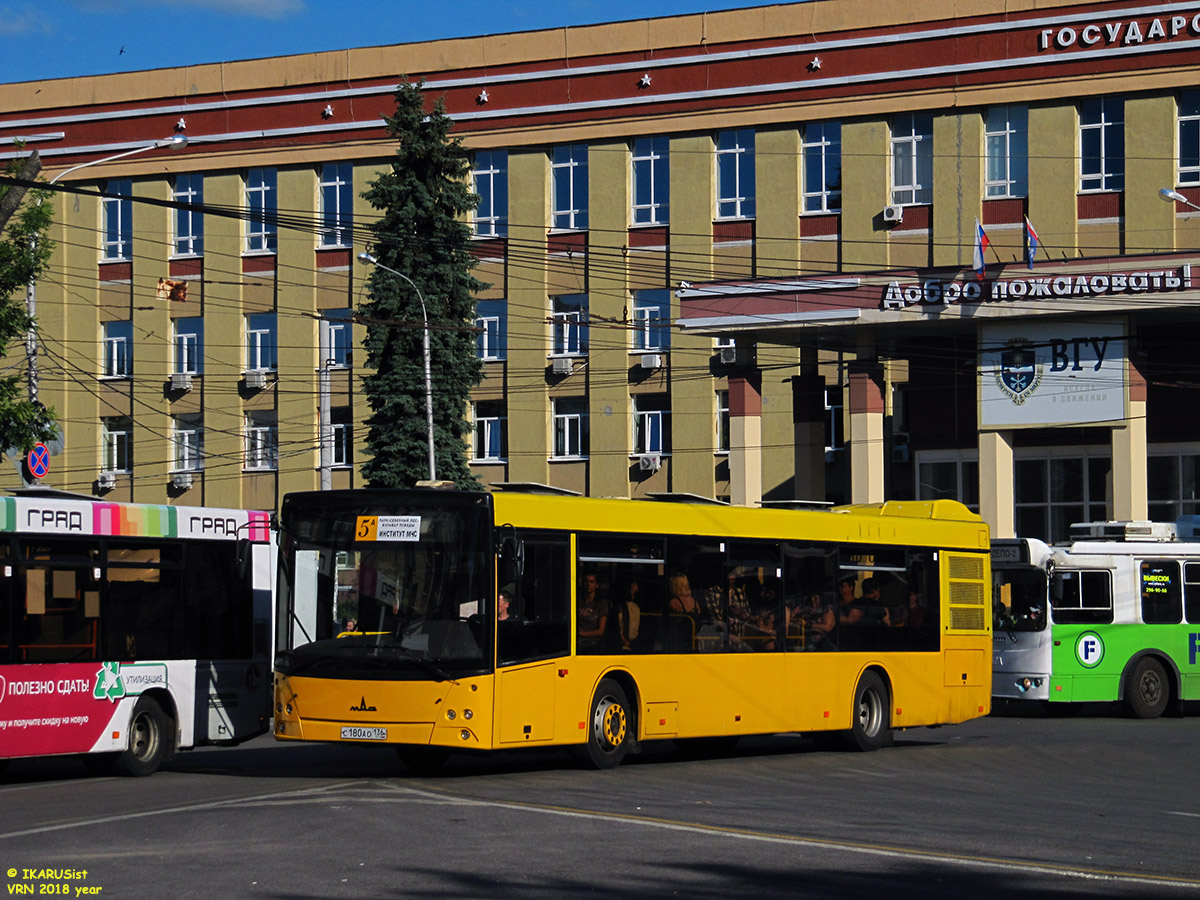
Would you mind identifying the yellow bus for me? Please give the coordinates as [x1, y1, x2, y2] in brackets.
[273, 487, 991, 769]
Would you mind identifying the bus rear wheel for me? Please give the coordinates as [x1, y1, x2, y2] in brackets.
[840, 671, 893, 752]
[116, 697, 173, 776]
[1125, 657, 1169, 719]
[578, 678, 632, 769]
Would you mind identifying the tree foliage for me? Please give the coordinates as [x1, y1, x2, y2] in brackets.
[0, 151, 58, 454]
[359, 82, 485, 489]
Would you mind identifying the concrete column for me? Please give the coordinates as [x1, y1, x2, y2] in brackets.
[978, 430, 1015, 538]
[729, 371, 762, 507]
[1112, 359, 1148, 521]
[847, 362, 884, 504]
[791, 362, 826, 502]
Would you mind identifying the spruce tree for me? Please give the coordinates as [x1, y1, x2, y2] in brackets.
[359, 83, 484, 489]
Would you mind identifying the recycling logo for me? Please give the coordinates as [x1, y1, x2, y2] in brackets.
[94, 662, 127, 702]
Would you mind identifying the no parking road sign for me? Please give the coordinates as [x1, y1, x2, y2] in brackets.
[27, 443, 49, 479]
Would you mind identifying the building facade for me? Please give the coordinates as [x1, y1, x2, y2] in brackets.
[2, 0, 1198, 542]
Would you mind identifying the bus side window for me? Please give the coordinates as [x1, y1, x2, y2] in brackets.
[1185, 563, 1200, 624]
[1140, 560, 1182, 624]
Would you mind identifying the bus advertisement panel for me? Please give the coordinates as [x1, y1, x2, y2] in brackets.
[992, 525, 1200, 717]
[0, 495, 273, 775]
[274, 489, 992, 770]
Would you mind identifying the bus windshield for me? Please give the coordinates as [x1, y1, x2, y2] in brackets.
[276, 491, 493, 678]
[993, 567, 1047, 633]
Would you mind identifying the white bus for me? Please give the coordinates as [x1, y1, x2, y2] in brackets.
[0, 493, 273, 775]
[993, 521, 1200, 718]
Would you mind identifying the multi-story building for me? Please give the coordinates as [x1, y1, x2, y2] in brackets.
[2, 0, 1199, 543]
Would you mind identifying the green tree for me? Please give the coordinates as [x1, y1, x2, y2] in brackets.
[0, 151, 58, 453]
[359, 82, 484, 489]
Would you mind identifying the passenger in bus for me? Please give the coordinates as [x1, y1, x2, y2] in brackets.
[858, 577, 892, 626]
[669, 572, 707, 648]
[577, 571, 610, 651]
[498, 589, 516, 622]
[794, 591, 836, 650]
[837, 577, 863, 625]
[610, 579, 641, 651]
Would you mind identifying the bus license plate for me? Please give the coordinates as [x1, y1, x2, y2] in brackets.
[341, 726, 387, 741]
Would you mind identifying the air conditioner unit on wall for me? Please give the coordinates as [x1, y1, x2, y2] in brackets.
[640, 353, 663, 370]
[171, 472, 194, 490]
[97, 472, 116, 490]
[551, 357, 573, 375]
[718, 346, 738, 365]
[170, 372, 193, 391]
[882, 204, 904, 224]
[638, 453, 662, 473]
[244, 370, 268, 389]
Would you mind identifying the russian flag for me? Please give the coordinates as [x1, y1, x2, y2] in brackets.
[973, 218, 990, 280]
[1025, 217, 1040, 270]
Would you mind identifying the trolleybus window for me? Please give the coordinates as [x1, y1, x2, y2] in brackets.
[1185, 563, 1200, 623]
[1050, 570, 1113, 624]
[994, 566, 1047, 633]
[1140, 560, 1182, 624]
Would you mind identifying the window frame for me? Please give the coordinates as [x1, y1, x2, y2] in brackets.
[102, 320, 132, 379]
[890, 113, 933, 206]
[1079, 97, 1125, 193]
[551, 144, 589, 231]
[551, 294, 588, 357]
[472, 401, 506, 462]
[716, 390, 730, 454]
[984, 105, 1029, 199]
[631, 136, 670, 226]
[715, 128, 756, 220]
[633, 395, 670, 456]
[102, 416, 133, 473]
[321, 309, 352, 369]
[472, 150, 509, 238]
[172, 415, 204, 472]
[171, 173, 204, 257]
[173, 317, 203, 376]
[245, 312, 278, 372]
[245, 167, 278, 253]
[552, 397, 588, 460]
[101, 179, 133, 262]
[319, 162, 353, 248]
[244, 412, 278, 471]
[1178, 90, 1200, 186]
[632, 290, 671, 352]
[801, 121, 842, 214]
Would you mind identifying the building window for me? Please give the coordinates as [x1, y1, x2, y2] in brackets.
[1148, 448, 1200, 522]
[551, 294, 588, 356]
[172, 173, 204, 256]
[984, 105, 1028, 198]
[716, 128, 755, 219]
[102, 416, 132, 473]
[102, 320, 132, 378]
[890, 113, 933, 206]
[801, 121, 842, 213]
[331, 408, 352, 467]
[825, 385, 843, 455]
[632, 136, 670, 225]
[245, 167, 278, 253]
[173, 415, 204, 472]
[552, 144, 589, 230]
[633, 395, 670, 455]
[476, 297, 507, 361]
[1179, 91, 1200, 185]
[245, 411, 278, 470]
[246, 313, 277, 371]
[1015, 453, 1110, 543]
[916, 454, 979, 509]
[552, 397, 588, 459]
[173, 317, 203, 375]
[319, 162, 353, 247]
[101, 179, 132, 261]
[322, 309, 352, 368]
[633, 290, 671, 352]
[716, 390, 730, 453]
[472, 400, 506, 462]
[1079, 97, 1124, 192]
[472, 150, 508, 237]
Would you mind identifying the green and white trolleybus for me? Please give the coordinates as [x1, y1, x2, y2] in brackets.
[992, 520, 1200, 717]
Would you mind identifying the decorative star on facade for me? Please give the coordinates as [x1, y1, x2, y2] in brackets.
[322, 104, 334, 118]
[809, 56, 822, 71]
[174, 117, 186, 132]
[477, 89, 489, 104]
[639, 73, 652, 88]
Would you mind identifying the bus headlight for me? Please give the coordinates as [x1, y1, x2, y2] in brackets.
[446, 709, 457, 720]
[1016, 677, 1044, 693]
[463, 709, 473, 720]
[460, 729, 471, 741]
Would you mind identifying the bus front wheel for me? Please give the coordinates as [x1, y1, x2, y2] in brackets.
[578, 678, 632, 769]
[116, 697, 173, 776]
[840, 671, 893, 752]
[1125, 657, 1169, 719]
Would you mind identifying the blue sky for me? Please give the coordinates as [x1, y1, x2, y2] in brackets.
[0, 0, 779, 85]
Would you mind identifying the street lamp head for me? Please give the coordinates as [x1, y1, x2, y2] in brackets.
[1160, 187, 1187, 204]
[358, 252, 377, 265]
[156, 135, 188, 150]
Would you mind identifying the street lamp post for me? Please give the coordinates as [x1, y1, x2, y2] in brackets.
[357, 251, 437, 482]
[26, 135, 187, 404]
[1159, 186, 1200, 212]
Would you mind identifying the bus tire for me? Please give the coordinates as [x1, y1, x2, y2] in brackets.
[115, 697, 172, 777]
[841, 671, 892, 752]
[1124, 656, 1169, 719]
[578, 678, 632, 769]
[396, 746, 450, 774]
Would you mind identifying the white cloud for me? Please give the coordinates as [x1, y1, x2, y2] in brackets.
[148, 0, 306, 17]
[0, 6, 54, 34]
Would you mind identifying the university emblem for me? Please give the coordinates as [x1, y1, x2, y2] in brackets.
[995, 341, 1043, 405]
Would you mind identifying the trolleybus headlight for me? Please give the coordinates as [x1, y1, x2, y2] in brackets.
[446, 709, 457, 720]
[1016, 677, 1044, 693]
[463, 709, 473, 720]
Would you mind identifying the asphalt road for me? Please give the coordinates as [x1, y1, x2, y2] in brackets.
[2, 705, 1199, 899]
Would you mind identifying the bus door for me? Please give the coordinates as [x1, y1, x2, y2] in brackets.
[495, 532, 570, 745]
[992, 561, 1052, 700]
